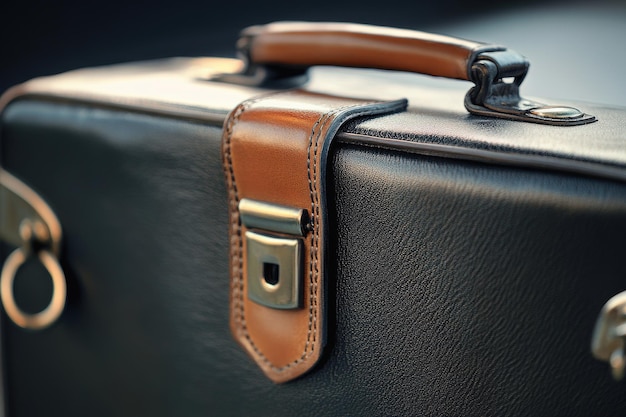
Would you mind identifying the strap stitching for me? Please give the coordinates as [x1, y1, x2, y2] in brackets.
[225, 94, 377, 373]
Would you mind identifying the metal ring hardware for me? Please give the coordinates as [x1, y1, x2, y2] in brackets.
[1, 169, 67, 330]
[0, 247, 66, 330]
[591, 290, 626, 381]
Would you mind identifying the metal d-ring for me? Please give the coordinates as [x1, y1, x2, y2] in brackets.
[1, 169, 66, 330]
[0, 246, 66, 330]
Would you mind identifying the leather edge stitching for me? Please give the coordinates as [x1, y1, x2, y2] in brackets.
[225, 94, 385, 376]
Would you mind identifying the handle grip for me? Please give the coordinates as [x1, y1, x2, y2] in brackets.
[238, 21, 504, 81]
[215, 21, 595, 126]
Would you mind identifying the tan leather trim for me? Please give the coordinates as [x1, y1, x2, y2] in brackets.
[243, 22, 498, 81]
[222, 90, 406, 382]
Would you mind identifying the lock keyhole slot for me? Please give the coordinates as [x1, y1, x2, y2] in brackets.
[263, 262, 280, 287]
[245, 230, 302, 309]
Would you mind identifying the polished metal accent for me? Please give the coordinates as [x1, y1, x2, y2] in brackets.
[529, 106, 584, 119]
[240, 198, 308, 236]
[591, 291, 626, 380]
[246, 231, 302, 309]
[0, 169, 66, 330]
[239, 199, 308, 310]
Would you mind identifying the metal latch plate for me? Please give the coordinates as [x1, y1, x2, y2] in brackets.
[239, 198, 306, 310]
[246, 231, 302, 309]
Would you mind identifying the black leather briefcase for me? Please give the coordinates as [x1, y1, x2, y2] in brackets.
[1, 21, 626, 416]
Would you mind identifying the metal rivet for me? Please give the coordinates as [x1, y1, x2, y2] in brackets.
[529, 106, 584, 119]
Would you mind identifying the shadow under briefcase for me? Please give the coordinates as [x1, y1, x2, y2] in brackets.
[1, 21, 626, 416]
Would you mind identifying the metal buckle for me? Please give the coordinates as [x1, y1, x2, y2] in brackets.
[239, 199, 308, 310]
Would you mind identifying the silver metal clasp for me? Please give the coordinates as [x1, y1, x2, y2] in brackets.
[239, 199, 309, 310]
[591, 291, 626, 380]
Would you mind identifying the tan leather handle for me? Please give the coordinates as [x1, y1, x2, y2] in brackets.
[223, 21, 596, 126]
[239, 22, 505, 81]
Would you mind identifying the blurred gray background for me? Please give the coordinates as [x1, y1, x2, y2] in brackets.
[1, 0, 625, 106]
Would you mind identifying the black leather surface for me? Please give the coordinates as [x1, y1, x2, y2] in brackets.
[2, 98, 626, 416]
[329, 145, 626, 416]
[1, 101, 236, 416]
[343, 104, 626, 166]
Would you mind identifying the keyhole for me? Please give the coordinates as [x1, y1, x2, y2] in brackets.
[263, 262, 280, 286]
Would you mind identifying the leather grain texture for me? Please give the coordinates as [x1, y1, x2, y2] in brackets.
[328, 144, 626, 416]
[1, 101, 234, 417]
[1, 61, 626, 416]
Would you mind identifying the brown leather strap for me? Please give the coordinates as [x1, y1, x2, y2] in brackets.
[222, 90, 406, 382]
[240, 22, 504, 81]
